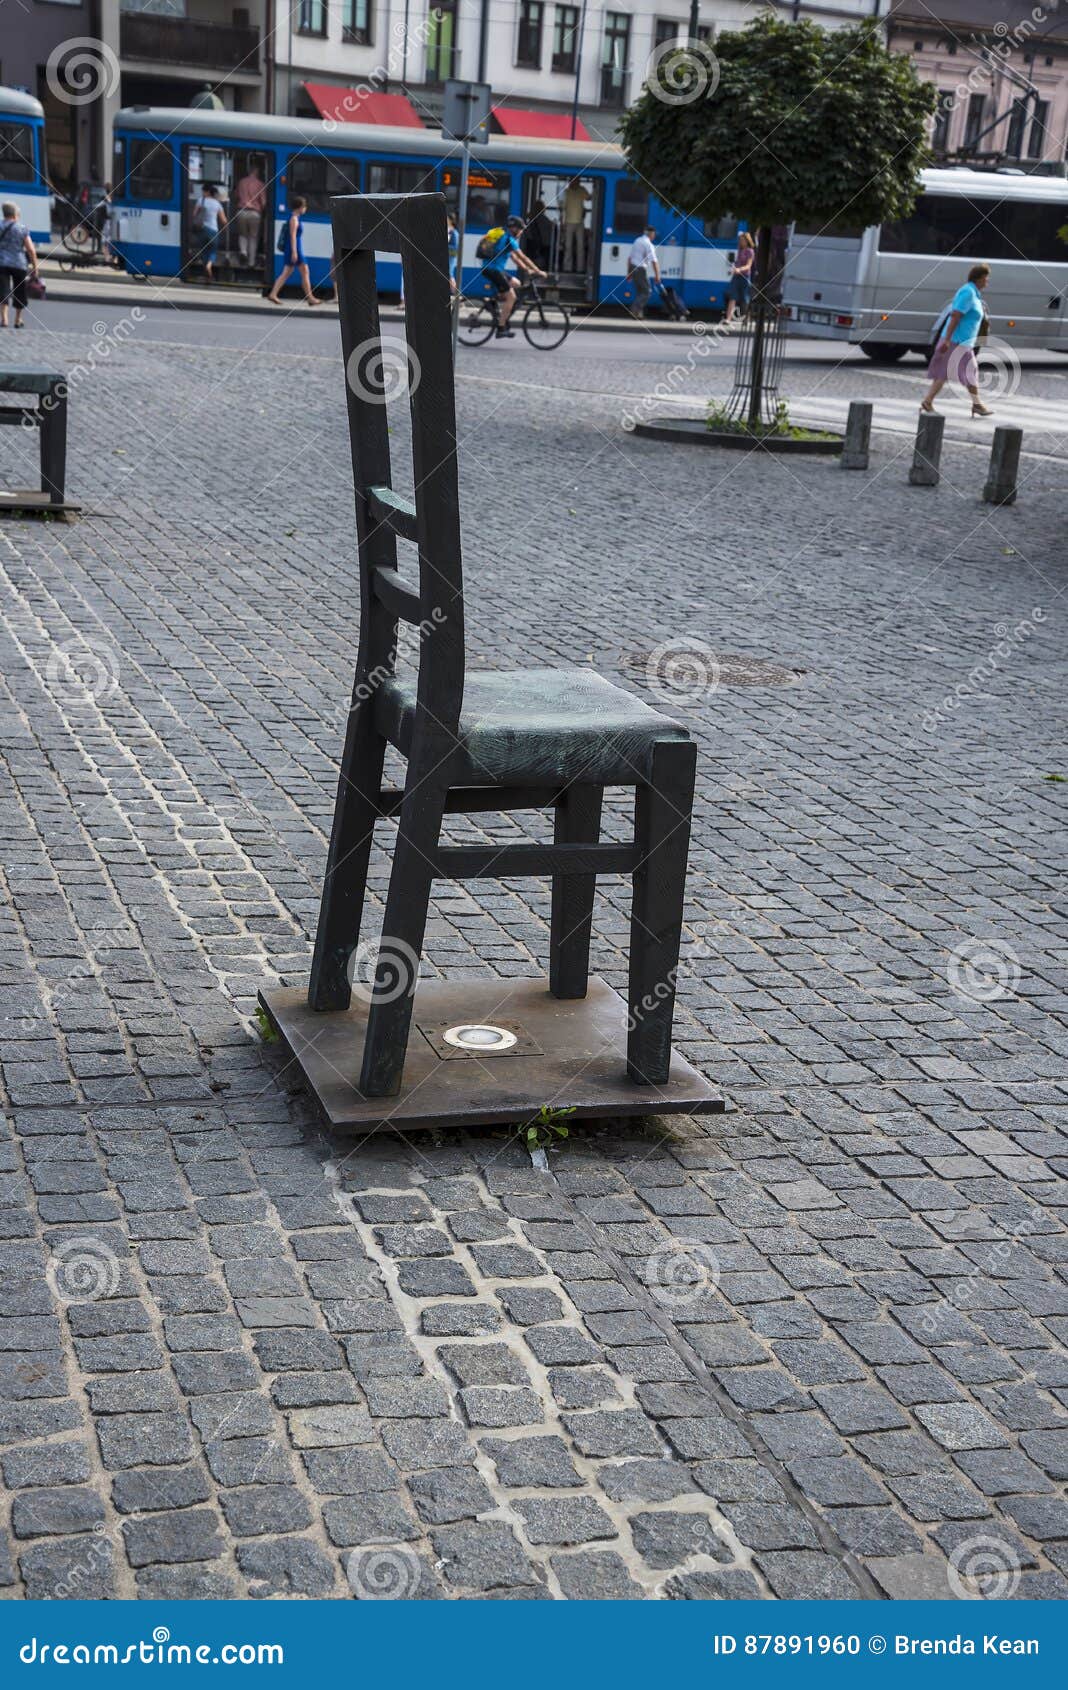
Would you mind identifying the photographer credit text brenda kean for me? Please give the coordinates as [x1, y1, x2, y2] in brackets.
[711, 1636, 1041, 1657]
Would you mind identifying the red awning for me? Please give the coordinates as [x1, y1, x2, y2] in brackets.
[303, 84, 424, 128]
[492, 106, 591, 142]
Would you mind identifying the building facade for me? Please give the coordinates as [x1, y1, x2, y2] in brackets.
[888, 2, 1068, 171]
[266, 1, 882, 138]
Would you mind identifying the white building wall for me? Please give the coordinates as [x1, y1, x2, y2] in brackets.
[272, 1, 884, 119]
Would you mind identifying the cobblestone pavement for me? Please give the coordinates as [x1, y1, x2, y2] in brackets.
[0, 316, 1066, 1601]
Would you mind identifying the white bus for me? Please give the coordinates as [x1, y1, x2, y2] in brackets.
[782, 166, 1068, 361]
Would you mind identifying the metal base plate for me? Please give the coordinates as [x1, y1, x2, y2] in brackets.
[258, 976, 724, 1135]
[0, 491, 80, 520]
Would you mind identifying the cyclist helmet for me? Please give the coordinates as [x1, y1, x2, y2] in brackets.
[506, 216, 523, 231]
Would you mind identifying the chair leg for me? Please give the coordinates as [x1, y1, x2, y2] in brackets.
[308, 708, 386, 1011]
[627, 739, 697, 1085]
[549, 783, 603, 999]
[39, 387, 67, 506]
[358, 773, 449, 1097]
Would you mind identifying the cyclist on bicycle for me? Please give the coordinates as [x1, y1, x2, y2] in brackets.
[482, 216, 546, 338]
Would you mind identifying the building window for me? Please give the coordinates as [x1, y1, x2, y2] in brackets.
[1028, 99, 1050, 158]
[1005, 96, 1028, 156]
[601, 12, 630, 108]
[426, 2, 457, 84]
[963, 91, 986, 150]
[553, 5, 580, 73]
[931, 90, 954, 154]
[343, 0, 372, 44]
[654, 19, 677, 50]
[517, 1, 544, 68]
[297, 0, 327, 36]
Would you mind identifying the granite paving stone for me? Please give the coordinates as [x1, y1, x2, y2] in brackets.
[1, 314, 1064, 1601]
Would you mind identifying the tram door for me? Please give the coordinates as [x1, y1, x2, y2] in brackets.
[181, 145, 271, 281]
[523, 173, 602, 302]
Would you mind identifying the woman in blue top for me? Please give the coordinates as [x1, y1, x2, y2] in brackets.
[267, 195, 319, 307]
[920, 263, 993, 417]
[447, 212, 459, 296]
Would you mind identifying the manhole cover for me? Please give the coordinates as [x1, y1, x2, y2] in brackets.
[623, 649, 805, 689]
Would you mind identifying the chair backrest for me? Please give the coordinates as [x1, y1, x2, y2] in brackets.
[330, 190, 465, 748]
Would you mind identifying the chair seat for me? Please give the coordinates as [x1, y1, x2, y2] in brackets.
[375, 667, 690, 787]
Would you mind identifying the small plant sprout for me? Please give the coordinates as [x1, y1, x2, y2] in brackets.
[525, 1105, 575, 1153]
[254, 1004, 279, 1042]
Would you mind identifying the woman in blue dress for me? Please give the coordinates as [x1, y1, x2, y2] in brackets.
[268, 195, 319, 307]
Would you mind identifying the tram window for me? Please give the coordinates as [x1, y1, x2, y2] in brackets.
[466, 170, 511, 227]
[127, 138, 173, 202]
[288, 153, 361, 214]
[703, 215, 739, 240]
[366, 161, 436, 195]
[0, 123, 36, 184]
[614, 179, 648, 235]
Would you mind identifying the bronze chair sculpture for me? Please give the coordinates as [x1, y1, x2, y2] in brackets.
[260, 193, 719, 1131]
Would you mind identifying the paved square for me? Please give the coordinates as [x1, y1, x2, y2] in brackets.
[0, 313, 1065, 1600]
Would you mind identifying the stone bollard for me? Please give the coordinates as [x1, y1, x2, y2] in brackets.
[841, 400, 872, 470]
[982, 425, 1023, 507]
[909, 410, 945, 486]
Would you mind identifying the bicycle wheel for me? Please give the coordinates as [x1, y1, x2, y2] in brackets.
[458, 302, 496, 347]
[523, 299, 570, 350]
[65, 223, 92, 250]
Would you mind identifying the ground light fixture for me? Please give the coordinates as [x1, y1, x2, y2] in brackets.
[442, 1023, 518, 1052]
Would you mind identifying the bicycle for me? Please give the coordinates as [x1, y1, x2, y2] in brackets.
[457, 276, 571, 351]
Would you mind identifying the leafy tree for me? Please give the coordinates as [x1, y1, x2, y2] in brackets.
[622, 17, 936, 427]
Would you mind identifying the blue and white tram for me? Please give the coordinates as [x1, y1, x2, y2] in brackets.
[0, 87, 50, 246]
[110, 106, 739, 312]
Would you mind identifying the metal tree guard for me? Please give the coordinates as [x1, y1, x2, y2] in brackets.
[723, 227, 789, 430]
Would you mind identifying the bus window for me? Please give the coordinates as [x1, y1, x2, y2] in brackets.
[0, 123, 36, 184]
[127, 138, 174, 202]
[996, 198, 1068, 263]
[613, 178, 648, 235]
[366, 160, 437, 195]
[288, 153, 360, 213]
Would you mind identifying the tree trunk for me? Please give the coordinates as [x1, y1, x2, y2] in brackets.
[746, 225, 774, 431]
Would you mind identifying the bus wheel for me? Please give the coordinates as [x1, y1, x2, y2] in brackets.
[861, 343, 908, 363]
